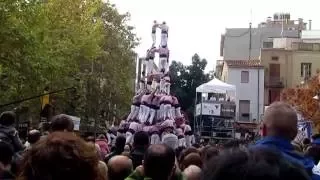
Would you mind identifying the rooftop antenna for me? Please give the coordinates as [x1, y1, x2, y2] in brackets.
[250, 9, 253, 24]
[281, 12, 284, 38]
[249, 9, 252, 61]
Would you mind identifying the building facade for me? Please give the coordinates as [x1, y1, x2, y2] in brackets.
[221, 60, 264, 121]
[220, 13, 308, 60]
[261, 37, 320, 105]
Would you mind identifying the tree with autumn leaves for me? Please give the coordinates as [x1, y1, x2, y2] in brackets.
[281, 73, 320, 130]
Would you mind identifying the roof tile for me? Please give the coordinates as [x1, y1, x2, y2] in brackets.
[224, 60, 263, 68]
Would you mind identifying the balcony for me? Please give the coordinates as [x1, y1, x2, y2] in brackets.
[265, 77, 284, 88]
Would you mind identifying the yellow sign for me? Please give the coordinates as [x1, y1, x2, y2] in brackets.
[41, 91, 49, 109]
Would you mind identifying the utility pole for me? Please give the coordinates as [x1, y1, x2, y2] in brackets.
[249, 22, 252, 61]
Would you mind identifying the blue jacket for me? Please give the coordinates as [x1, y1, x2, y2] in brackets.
[253, 136, 320, 180]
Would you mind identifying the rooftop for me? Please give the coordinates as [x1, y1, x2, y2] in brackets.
[224, 60, 264, 68]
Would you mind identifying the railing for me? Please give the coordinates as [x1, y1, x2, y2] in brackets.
[265, 77, 284, 88]
[292, 42, 320, 51]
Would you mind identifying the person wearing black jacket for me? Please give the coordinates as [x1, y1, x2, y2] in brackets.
[0, 111, 25, 153]
[0, 141, 15, 180]
[105, 135, 126, 163]
[130, 131, 150, 169]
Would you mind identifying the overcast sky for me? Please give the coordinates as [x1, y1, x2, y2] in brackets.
[111, 0, 319, 71]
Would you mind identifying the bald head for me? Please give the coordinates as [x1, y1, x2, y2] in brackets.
[108, 155, 133, 180]
[263, 101, 298, 140]
[184, 165, 201, 180]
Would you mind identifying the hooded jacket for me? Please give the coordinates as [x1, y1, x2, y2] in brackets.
[253, 136, 320, 180]
[0, 125, 24, 152]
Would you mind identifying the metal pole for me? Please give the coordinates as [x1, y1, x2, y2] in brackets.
[257, 68, 260, 121]
[249, 22, 252, 61]
[194, 91, 198, 133]
[200, 92, 203, 136]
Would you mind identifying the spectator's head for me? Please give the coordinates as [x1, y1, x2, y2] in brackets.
[144, 144, 176, 180]
[28, 129, 41, 145]
[200, 145, 219, 163]
[183, 165, 201, 180]
[202, 148, 310, 180]
[115, 135, 126, 152]
[0, 111, 16, 126]
[162, 133, 178, 150]
[262, 102, 297, 140]
[17, 132, 104, 180]
[0, 141, 14, 170]
[181, 153, 202, 170]
[133, 131, 149, 149]
[179, 147, 199, 163]
[50, 114, 74, 132]
[107, 155, 133, 180]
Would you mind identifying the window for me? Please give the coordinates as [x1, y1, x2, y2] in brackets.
[263, 42, 273, 48]
[299, 43, 313, 51]
[241, 71, 249, 83]
[271, 56, 279, 61]
[301, 63, 312, 77]
[239, 100, 250, 121]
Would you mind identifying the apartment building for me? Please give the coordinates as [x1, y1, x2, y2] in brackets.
[221, 60, 264, 121]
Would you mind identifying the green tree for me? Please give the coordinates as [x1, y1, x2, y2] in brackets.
[0, 0, 138, 128]
[170, 54, 210, 118]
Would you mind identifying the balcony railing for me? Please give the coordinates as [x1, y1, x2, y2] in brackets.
[265, 77, 284, 88]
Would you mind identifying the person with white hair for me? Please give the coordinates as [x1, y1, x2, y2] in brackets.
[159, 21, 169, 47]
[161, 125, 178, 150]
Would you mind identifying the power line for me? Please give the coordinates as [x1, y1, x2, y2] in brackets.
[0, 87, 75, 108]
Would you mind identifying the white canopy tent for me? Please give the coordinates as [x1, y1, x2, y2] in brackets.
[196, 78, 236, 93]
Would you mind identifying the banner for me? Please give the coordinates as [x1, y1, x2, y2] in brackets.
[294, 121, 312, 143]
[195, 103, 221, 116]
[220, 103, 236, 117]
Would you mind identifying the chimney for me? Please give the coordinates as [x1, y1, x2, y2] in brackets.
[309, 20, 312, 30]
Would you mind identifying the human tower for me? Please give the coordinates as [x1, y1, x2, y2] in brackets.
[119, 21, 195, 148]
